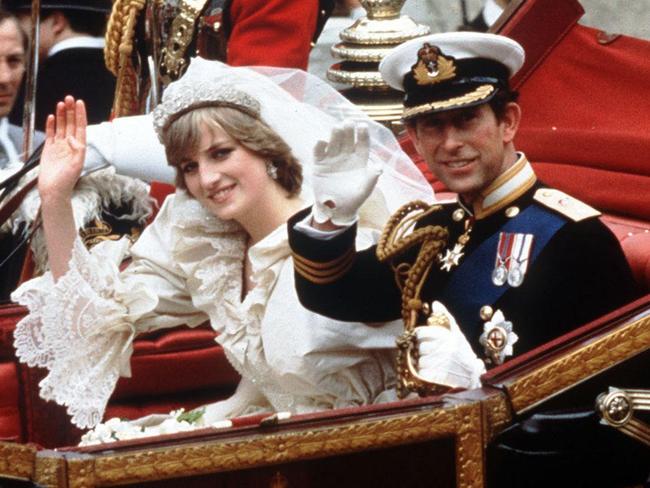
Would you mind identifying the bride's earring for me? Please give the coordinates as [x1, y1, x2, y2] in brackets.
[266, 161, 278, 180]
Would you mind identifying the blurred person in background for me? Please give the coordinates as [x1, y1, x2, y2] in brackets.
[5, 0, 115, 129]
[0, 7, 43, 168]
[0, 8, 45, 300]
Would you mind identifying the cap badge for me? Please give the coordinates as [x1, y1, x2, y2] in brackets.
[412, 43, 456, 86]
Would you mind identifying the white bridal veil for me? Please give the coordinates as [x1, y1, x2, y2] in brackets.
[153, 57, 435, 223]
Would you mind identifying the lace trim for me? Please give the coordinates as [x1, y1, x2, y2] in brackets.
[167, 192, 247, 337]
[12, 238, 158, 428]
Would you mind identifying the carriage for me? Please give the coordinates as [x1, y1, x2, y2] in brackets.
[0, 0, 648, 486]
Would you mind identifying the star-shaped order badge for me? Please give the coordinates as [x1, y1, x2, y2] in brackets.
[439, 243, 465, 271]
[479, 310, 518, 365]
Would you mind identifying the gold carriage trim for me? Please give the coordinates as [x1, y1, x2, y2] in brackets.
[597, 387, 650, 446]
[292, 249, 356, 284]
[403, 84, 495, 119]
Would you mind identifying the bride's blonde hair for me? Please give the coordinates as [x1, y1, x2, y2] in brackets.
[163, 106, 303, 196]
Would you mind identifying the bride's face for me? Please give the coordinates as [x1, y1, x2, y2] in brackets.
[179, 122, 273, 222]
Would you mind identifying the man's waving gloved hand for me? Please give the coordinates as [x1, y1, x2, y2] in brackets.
[311, 121, 382, 226]
[416, 301, 486, 389]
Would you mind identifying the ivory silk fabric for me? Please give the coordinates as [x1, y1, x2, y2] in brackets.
[11, 191, 401, 429]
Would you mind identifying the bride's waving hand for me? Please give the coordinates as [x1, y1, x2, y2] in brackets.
[39, 96, 87, 199]
[38, 96, 87, 280]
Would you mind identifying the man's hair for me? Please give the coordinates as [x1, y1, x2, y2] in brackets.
[488, 87, 519, 120]
[42, 9, 108, 37]
[0, 8, 27, 51]
[163, 105, 303, 196]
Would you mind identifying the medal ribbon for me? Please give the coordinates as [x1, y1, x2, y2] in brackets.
[494, 232, 511, 269]
[509, 233, 533, 275]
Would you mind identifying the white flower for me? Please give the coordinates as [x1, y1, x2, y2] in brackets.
[158, 418, 195, 435]
[79, 431, 101, 446]
[211, 420, 234, 429]
[104, 417, 123, 429]
[113, 424, 145, 441]
[169, 408, 186, 419]
[77, 407, 207, 447]
[93, 423, 116, 443]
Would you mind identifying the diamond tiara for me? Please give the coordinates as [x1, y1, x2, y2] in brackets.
[153, 81, 261, 141]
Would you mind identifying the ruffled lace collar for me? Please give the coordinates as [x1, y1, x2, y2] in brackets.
[166, 191, 247, 334]
[248, 223, 290, 284]
[169, 189, 244, 235]
[165, 191, 290, 340]
[235, 223, 291, 333]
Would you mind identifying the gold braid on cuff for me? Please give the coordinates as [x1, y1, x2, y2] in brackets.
[292, 248, 356, 285]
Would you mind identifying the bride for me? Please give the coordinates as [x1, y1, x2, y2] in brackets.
[11, 59, 434, 437]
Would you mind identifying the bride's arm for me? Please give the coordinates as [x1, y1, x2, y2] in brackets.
[37, 96, 87, 280]
[14, 118, 211, 427]
[11, 206, 209, 429]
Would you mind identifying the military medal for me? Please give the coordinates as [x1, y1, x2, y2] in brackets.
[439, 243, 465, 271]
[492, 232, 534, 287]
[492, 265, 507, 286]
[507, 264, 523, 287]
[439, 215, 473, 272]
[507, 233, 534, 287]
[492, 232, 511, 286]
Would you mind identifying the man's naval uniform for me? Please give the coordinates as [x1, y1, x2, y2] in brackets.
[289, 154, 646, 486]
[288, 155, 640, 360]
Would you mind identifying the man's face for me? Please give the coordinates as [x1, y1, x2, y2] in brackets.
[0, 18, 26, 118]
[406, 103, 519, 204]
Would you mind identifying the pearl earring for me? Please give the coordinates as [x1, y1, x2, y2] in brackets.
[266, 161, 278, 180]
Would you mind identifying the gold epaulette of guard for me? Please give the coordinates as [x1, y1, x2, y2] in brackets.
[533, 188, 601, 222]
[292, 248, 356, 285]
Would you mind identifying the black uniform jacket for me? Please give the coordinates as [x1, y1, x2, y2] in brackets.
[11, 46, 116, 131]
[288, 181, 640, 359]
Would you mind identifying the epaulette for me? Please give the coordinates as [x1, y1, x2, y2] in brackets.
[533, 188, 601, 222]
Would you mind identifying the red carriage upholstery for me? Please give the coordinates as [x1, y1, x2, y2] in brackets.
[0, 306, 22, 443]
[504, 1, 650, 290]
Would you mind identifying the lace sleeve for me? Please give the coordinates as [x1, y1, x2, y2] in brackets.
[12, 237, 160, 429]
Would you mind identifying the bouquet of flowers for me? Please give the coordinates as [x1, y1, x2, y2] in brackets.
[78, 407, 231, 446]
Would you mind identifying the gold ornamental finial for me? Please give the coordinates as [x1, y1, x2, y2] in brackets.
[327, 0, 430, 131]
[360, 0, 405, 20]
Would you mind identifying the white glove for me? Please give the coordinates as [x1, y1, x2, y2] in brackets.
[311, 121, 382, 226]
[84, 114, 175, 183]
[415, 301, 486, 389]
